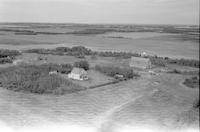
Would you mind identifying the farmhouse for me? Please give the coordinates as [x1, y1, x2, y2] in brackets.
[49, 71, 58, 75]
[68, 67, 88, 80]
[129, 57, 152, 69]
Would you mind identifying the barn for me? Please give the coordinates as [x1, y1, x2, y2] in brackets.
[129, 57, 152, 69]
[68, 67, 88, 80]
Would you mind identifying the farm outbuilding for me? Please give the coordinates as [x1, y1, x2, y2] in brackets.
[129, 57, 152, 69]
[68, 67, 88, 81]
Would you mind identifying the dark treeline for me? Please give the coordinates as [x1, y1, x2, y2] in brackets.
[24, 46, 141, 58]
[0, 49, 21, 58]
[0, 58, 13, 64]
[41, 63, 73, 74]
[24, 46, 199, 68]
[0, 49, 22, 64]
[95, 65, 139, 79]
[183, 76, 199, 88]
[165, 58, 199, 68]
[98, 51, 140, 58]
[149, 57, 166, 67]
[24, 48, 53, 54]
[149, 56, 199, 68]
[25, 46, 93, 56]
[56, 46, 93, 55]
[74, 60, 90, 71]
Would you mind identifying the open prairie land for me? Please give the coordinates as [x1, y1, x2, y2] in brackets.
[0, 23, 199, 60]
[0, 23, 199, 132]
[0, 69, 199, 132]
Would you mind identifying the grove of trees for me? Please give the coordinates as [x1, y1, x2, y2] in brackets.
[74, 60, 89, 71]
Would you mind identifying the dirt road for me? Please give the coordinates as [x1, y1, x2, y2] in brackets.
[0, 73, 199, 132]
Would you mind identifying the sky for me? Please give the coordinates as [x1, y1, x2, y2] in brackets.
[0, 0, 199, 25]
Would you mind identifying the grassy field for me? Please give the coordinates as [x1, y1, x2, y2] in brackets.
[0, 23, 199, 60]
[16, 53, 131, 68]
[100, 74, 199, 132]
[0, 34, 198, 60]
[0, 23, 199, 131]
[0, 51, 199, 131]
[0, 69, 198, 132]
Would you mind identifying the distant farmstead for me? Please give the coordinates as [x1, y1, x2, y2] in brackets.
[141, 52, 147, 57]
[140, 51, 154, 57]
[68, 67, 88, 80]
[129, 57, 152, 69]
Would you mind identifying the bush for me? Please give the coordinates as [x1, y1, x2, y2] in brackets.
[40, 63, 72, 74]
[75, 54, 85, 58]
[150, 56, 199, 68]
[55, 47, 71, 52]
[0, 64, 80, 94]
[71, 46, 92, 55]
[167, 58, 199, 68]
[167, 69, 181, 74]
[95, 65, 139, 79]
[0, 49, 21, 58]
[193, 100, 199, 108]
[74, 60, 89, 70]
[59, 64, 73, 74]
[150, 57, 166, 67]
[91, 55, 97, 60]
[183, 76, 199, 88]
[98, 51, 138, 58]
[0, 58, 13, 64]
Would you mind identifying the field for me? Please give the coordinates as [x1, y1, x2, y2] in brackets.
[0, 67, 199, 132]
[101, 74, 199, 131]
[0, 23, 199, 60]
[16, 53, 131, 68]
[0, 23, 199, 132]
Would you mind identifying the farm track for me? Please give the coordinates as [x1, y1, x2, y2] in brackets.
[0, 73, 199, 132]
[97, 95, 143, 130]
[0, 77, 150, 129]
[88, 80, 122, 89]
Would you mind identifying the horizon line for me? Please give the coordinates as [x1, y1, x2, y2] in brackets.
[0, 21, 199, 26]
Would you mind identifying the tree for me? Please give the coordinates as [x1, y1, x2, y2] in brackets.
[91, 55, 97, 60]
[74, 60, 89, 70]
